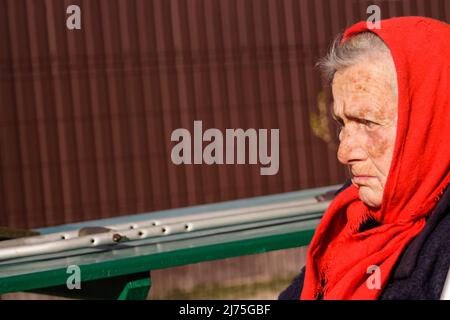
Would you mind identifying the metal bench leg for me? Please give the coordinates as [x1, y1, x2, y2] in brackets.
[27, 271, 151, 300]
[118, 272, 151, 300]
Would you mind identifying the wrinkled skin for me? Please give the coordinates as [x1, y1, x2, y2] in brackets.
[332, 55, 398, 208]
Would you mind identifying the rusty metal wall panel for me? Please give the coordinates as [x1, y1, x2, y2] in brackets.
[1, 0, 449, 229]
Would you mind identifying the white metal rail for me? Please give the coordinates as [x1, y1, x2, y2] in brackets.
[0, 194, 332, 261]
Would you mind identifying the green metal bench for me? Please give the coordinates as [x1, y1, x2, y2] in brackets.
[0, 184, 339, 300]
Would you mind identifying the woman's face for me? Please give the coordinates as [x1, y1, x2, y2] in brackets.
[332, 58, 398, 208]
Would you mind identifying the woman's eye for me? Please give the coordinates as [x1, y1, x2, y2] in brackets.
[361, 119, 377, 129]
[335, 119, 345, 129]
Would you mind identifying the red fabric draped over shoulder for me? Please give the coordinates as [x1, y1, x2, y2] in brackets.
[301, 17, 450, 300]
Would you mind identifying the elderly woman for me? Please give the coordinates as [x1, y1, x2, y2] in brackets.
[279, 17, 450, 300]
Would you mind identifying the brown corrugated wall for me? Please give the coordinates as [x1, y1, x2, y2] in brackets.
[2, 0, 450, 229]
[1, 0, 450, 298]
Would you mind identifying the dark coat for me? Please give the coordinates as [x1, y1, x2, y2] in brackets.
[278, 180, 450, 300]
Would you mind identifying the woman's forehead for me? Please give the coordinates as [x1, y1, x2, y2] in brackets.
[332, 100, 386, 120]
[332, 61, 394, 92]
[332, 62, 398, 119]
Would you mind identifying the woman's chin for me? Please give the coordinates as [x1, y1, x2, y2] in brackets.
[358, 186, 382, 208]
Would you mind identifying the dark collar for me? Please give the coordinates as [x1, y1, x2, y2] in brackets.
[392, 183, 450, 279]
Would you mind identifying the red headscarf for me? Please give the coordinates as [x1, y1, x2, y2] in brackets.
[301, 17, 450, 300]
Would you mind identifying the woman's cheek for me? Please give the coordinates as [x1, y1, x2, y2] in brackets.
[367, 132, 390, 159]
[366, 129, 396, 179]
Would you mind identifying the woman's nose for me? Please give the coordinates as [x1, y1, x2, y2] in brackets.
[337, 129, 367, 165]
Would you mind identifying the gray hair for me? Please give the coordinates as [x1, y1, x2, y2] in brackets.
[318, 32, 397, 91]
